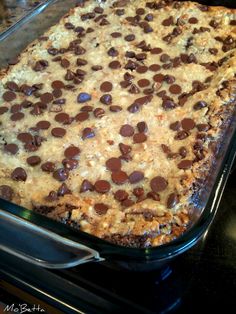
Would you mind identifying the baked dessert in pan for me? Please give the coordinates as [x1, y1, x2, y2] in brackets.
[0, 0, 235, 248]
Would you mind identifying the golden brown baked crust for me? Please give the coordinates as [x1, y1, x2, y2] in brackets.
[0, 0, 236, 247]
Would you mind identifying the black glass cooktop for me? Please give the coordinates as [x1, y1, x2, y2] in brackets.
[0, 165, 235, 314]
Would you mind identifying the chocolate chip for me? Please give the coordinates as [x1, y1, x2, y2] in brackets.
[133, 133, 147, 143]
[52, 89, 63, 98]
[169, 84, 182, 94]
[41, 162, 55, 173]
[162, 99, 176, 110]
[10, 112, 25, 121]
[169, 121, 181, 131]
[100, 94, 112, 105]
[54, 113, 70, 124]
[149, 64, 161, 72]
[193, 101, 208, 110]
[177, 160, 192, 169]
[160, 54, 170, 63]
[92, 65, 103, 71]
[122, 198, 135, 207]
[53, 168, 69, 181]
[65, 70, 74, 81]
[124, 60, 138, 70]
[0, 185, 14, 201]
[189, 17, 198, 24]
[27, 155, 41, 166]
[35, 120, 50, 130]
[153, 73, 164, 83]
[129, 171, 144, 184]
[147, 191, 160, 201]
[100, 81, 113, 92]
[0, 107, 8, 115]
[111, 32, 122, 38]
[137, 121, 148, 133]
[110, 105, 122, 112]
[179, 147, 187, 158]
[4, 144, 18, 155]
[109, 60, 121, 69]
[112, 171, 128, 185]
[196, 124, 210, 132]
[151, 47, 162, 55]
[51, 127, 66, 138]
[77, 92, 91, 103]
[150, 176, 168, 192]
[94, 203, 109, 215]
[167, 193, 179, 208]
[17, 133, 33, 143]
[136, 8, 145, 15]
[107, 47, 119, 58]
[119, 143, 131, 155]
[11, 167, 27, 181]
[51, 80, 64, 90]
[174, 130, 189, 140]
[61, 58, 70, 68]
[114, 189, 128, 201]
[133, 187, 144, 198]
[47, 48, 58, 55]
[106, 158, 121, 172]
[80, 179, 94, 192]
[125, 34, 135, 41]
[33, 59, 48, 71]
[181, 118, 195, 131]
[40, 92, 53, 104]
[57, 183, 71, 197]
[62, 159, 78, 171]
[136, 66, 148, 73]
[6, 81, 18, 91]
[94, 108, 105, 118]
[144, 13, 153, 21]
[94, 180, 111, 193]
[82, 128, 95, 140]
[128, 84, 140, 94]
[162, 16, 174, 26]
[137, 79, 150, 88]
[75, 112, 89, 122]
[161, 144, 171, 155]
[80, 106, 93, 112]
[64, 146, 80, 159]
[120, 124, 134, 137]
[2, 91, 16, 102]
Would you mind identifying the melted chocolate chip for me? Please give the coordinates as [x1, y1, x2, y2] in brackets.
[112, 171, 128, 185]
[53, 168, 69, 181]
[94, 108, 105, 118]
[2, 91, 16, 102]
[41, 162, 55, 173]
[64, 146, 80, 159]
[94, 180, 111, 193]
[129, 171, 144, 184]
[181, 118, 195, 131]
[11, 167, 27, 181]
[0, 185, 14, 201]
[4, 144, 18, 155]
[174, 130, 189, 140]
[178, 160, 192, 169]
[114, 189, 129, 201]
[120, 124, 134, 137]
[119, 143, 131, 155]
[94, 203, 109, 215]
[100, 94, 112, 105]
[133, 133, 147, 143]
[51, 128, 66, 138]
[106, 158, 121, 172]
[100, 81, 113, 92]
[150, 176, 168, 192]
[26, 155, 41, 166]
[62, 159, 78, 171]
[75, 112, 89, 122]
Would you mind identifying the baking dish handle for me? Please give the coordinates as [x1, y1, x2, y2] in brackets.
[0, 209, 104, 269]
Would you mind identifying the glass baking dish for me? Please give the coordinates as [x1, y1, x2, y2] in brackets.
[0, 0, 236, 271]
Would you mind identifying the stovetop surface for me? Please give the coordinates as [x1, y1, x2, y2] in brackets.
[0, 167, 235, 314]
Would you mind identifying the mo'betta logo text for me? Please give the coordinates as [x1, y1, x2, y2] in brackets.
[4, 304, 45, 313]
